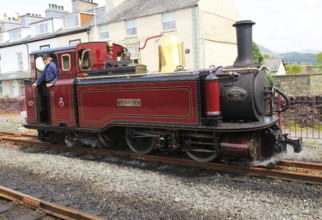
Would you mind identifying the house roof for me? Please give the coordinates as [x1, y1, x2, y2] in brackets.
[0, 25, 89, 48]
[0, 71, 31, 81]
[97, 0, 199, 25]
[263, 58, 283, 73]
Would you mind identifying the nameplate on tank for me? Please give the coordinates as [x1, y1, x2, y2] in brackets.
[226, 87, 247, 101]
[117, 99, 141, 107]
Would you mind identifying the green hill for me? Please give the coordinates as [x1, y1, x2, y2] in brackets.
[278, 52, 317, 65]
[258, 45, 318, 65]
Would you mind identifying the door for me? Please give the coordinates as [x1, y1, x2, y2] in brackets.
[50, 78, 75, 127]
[24, 82, 37, 124]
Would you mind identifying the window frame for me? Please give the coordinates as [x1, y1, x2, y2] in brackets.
[61, 54, 71, 71]
[40, 44, 50, 50]
[0, 81, 3, 96]
[126, 19, 137, 37]
[126, 44, 139, 65]
[9, 30, 21, 41]
[99, 24, 109, 40]
[64, 14, 80, 29]
[35, 22, 49, 35]
[17, 52, 23, 71]
[18, 80, 25, 97]
[79, 50, 93, 71]
[162, 11, 176, 32]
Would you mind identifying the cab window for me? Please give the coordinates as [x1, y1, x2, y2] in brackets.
[62, 54, 71, 71]
[79, 49, 92, 71]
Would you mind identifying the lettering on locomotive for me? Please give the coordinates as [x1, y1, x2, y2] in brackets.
[117, 99, 141, 107]
[225, 87, 247, 101]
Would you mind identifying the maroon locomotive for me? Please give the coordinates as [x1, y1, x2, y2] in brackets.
[24, 20, 302, 162]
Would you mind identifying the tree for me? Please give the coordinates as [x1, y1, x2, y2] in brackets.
[252, 42, 262, 64]
[316, 52, 322, 64]
[285, 65, 304, 75]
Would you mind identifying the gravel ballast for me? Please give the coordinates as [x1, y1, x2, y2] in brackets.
[0, 143, 321, 220]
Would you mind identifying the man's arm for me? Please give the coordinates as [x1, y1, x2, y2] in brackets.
[32, 69, 46, 88]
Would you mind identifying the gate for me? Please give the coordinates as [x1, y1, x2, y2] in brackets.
[277, 95, 322, 139]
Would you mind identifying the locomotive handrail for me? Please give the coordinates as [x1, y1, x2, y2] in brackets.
[274, 86, 291, 112]
[76, 71, 197, 81]
[222, 65, 269, 73]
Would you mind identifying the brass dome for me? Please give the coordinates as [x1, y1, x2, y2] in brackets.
[159, 33, 185, 73]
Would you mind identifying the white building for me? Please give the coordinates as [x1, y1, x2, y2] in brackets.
[92, 0, 240, 71]
[264, 58, 286, 75]
[0, 1, 98, 97]
[0, 0, 240, 97]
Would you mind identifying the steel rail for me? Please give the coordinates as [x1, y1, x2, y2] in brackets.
[0, 185, 102, 220]
[278, 160, 322, 170]
[1, 136, 322, 184]
[0, 131, 37, 138]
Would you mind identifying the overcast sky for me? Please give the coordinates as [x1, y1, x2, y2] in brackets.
[1, 0, 321, 53]
[234, 0, 322, 53]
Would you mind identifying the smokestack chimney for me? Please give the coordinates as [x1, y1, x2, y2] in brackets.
[233, 20, 255, 67]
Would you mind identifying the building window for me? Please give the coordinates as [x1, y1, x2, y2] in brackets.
[62, 54, 71, 71]
[127, 45, 139, 64]
[162, 11, 176, 31]
[69, 39, 81, 45]
[9, 30, 21, 41]
[64, 14, 80, 29]
[99, 24, 109, 40]
[40, 45, 50, 50]
[126, 19, 137, 37]
[35, 23, 48, 35]
[17, 52, 23, 71]
[19, 80, 25, 97]
[0, 81, 2, 96]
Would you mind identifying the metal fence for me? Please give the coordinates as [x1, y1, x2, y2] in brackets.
[277, 95, 322, 139]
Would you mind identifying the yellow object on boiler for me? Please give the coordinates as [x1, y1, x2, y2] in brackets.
[159, 33, 185, 73]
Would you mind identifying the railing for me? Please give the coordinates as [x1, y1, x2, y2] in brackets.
[276, 95, 322, 139]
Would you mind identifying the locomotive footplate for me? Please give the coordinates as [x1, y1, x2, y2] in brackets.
[24, 115, 279, 134]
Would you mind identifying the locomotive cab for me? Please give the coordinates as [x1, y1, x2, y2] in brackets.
[25, 42, 128, 131]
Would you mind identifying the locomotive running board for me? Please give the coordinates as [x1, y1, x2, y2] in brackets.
[24, 116, 279, 133]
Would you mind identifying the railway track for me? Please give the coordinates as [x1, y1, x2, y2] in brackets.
[1, 131, 322, 184]
[0, 185, 102, 219]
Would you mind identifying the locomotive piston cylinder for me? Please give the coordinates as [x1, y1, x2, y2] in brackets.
[220, 135, 256, 159]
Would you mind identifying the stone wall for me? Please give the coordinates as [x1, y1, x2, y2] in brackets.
[0, 98, 25, 114]
[273, 74, 322, 96]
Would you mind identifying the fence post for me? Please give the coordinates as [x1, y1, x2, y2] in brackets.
[278, 94, 282, 126]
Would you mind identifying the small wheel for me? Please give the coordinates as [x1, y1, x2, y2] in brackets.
[186, 151, 217, 163]
[97, 127, 125, 148]
[125, 128, 156, 155]
[97, 133, 109, 148]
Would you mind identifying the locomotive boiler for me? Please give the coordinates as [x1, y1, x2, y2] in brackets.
[24, 20, 302, 163]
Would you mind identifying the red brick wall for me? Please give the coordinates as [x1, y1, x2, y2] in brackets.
[0, 98, 25, 114]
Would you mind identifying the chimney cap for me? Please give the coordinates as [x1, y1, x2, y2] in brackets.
[233, 20, 255, 27]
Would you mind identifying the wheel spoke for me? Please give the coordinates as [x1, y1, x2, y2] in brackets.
[125, 128, 156, 155]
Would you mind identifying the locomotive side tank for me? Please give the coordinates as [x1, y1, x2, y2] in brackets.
[24, 20, 302, 163]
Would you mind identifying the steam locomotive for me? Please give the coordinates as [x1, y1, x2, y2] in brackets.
[24, 20, 302, 162]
